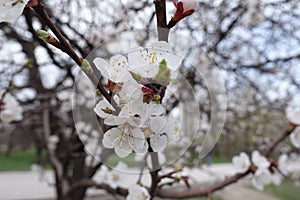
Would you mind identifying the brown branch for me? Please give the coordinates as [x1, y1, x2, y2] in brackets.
[33, 4, 82, 66]
[155, 125, 297, 199]
[32, 3, 112, 104]
[261, 125, 296, 157]
[154, 0, 169, 41]
[154, 0, 167, 28]
[67, 179, 128, 197]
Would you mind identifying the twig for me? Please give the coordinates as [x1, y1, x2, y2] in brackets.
[32, 3, 112, 103]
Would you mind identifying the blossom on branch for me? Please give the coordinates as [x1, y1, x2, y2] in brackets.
[0, 92, 23, 123]
[251, 168, 272, 191]
[126, 184, 150, 200]
[232, 152, 251, 173]
[251, 150, 270, 169]
[93, 41, 183, 158]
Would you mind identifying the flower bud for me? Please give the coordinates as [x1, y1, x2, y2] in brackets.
[81, 58, 93, 74]
[37, 29, 59, 46]
[168, 0, 198, 28]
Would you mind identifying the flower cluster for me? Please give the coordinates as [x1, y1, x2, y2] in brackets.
[93, 41, 182, 158]
[0, 91, 23, 123]
[232, 151, 288, 191]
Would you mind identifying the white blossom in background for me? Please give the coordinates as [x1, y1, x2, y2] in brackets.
[96, 162, 128, 189]
[48, 135, 59, 151]
[278, 154, 289, 175]
[251, 168, 272, 191]
[126, 184, 150, 200]
[231, 151, 287, 191]
[57, 90, 72, 112]
[290, 127, 300, 148]
[94, 55, 131, 83]
[0, 92, 23, 123]
[285, 104, 300, 125]
[232, 152, 251, 173]
[251, 150, 270, 169]
[128, 41, 182, 78]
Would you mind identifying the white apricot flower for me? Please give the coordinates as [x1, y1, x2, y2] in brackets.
[285, 104, 300, 125]
[94, 54, 131, 83]
[290, 127, 300, 148]
[128, 41, 182, 78]
[232, 152, 251, 173]
[0, 92, 23, 123]
[94, 99, 115, 119]
[251, 150, 270, 169]
[126, 184, 150, 200]
[278, 154, 289, 175]
[96, 162, 128, 189]
[252, 168, 272, 191]
[102, 123, 147, 158]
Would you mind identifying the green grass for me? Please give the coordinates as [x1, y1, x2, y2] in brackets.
[211, 156, 231, 164]
[0, 148, 36, 171]
[264, 180, 300, 200]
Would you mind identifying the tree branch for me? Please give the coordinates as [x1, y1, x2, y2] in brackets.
[155, 125, 297, 199]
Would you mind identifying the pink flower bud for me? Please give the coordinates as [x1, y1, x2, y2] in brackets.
[26, 0, 39, 8]
[172, 0, 198, 22]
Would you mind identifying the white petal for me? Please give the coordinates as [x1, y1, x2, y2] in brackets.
[126, 184, 150, 200]
[290, 127, 300, 148]
[149, 104, 166, 116]
[132, 129, 148, 153]
[165, 117, 181, 141]
[104, 116, 127, 126]
[102, 128, 121, 148]
[252, 150, 270, 169]
[128, 47, 149, 68]
[108, 54, 130, 82]
[150, 116, 167, 134]
[150, 134, 167, 152]
[93, 57, 109, 79]
[94, 100, 115, 119]
[0, 0, 29, 23]
[150, 41, 172, 52]
[232, 152, 250, 173]
[114, 143, 132, 158]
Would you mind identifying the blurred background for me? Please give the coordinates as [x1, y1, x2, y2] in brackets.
[0, 0, 300, 199]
